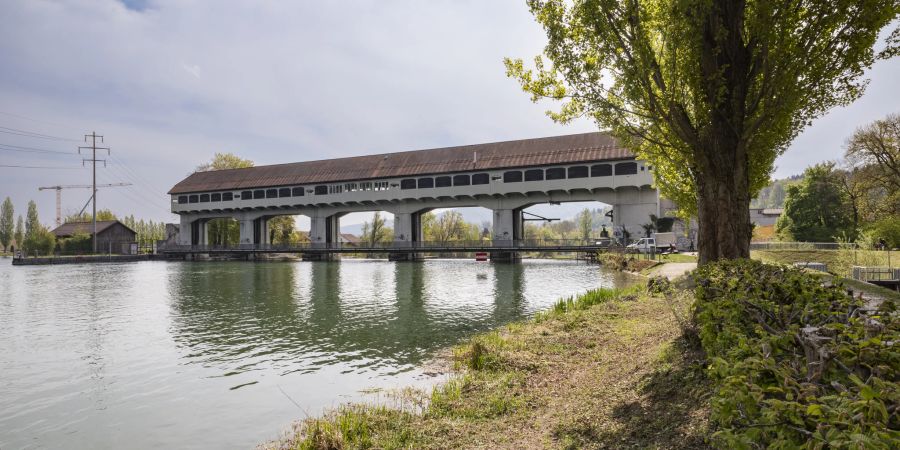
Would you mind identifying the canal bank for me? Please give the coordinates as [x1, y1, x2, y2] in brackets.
[10, 254, 157, 265]
[261, 284, 711, 449]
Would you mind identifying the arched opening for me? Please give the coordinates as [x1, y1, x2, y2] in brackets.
[206, 217, 240, 246]
[521, 201, 615, 243]
[340, 211, 395, 248]
[423, 206, 492, 246]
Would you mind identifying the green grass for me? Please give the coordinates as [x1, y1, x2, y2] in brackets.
[657, 253, 698, 263]
[752, 249, 895, 277]
[261, 286, 710, 450]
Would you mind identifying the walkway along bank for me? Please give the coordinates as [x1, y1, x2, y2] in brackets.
[164, 132, 660, 262]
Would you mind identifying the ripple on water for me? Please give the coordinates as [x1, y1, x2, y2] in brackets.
[0, 258, 637, 449]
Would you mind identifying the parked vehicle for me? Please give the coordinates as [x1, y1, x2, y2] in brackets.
[626, 233, 677, 254]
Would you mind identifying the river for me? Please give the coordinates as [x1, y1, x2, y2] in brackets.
[0, 258, 636, 449]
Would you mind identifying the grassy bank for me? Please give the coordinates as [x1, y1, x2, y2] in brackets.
[752, 249, 895, 277]
[263, 286, 710, 449]
[264, 259, 898, 449]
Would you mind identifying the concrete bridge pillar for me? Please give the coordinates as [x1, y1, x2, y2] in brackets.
[305, 212, 340, 261]
[177, 215, 193, 245]
[491, 207, 523, 263]
[238, 218, 254, 245]
[389, 211, 424, 262]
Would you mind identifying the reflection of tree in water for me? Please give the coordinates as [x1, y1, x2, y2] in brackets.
[166, 261, 531, 376]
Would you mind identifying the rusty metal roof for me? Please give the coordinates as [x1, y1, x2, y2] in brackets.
[168, 132, 632, 194]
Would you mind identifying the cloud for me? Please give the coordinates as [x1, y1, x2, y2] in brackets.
[0, 1, 896, 225]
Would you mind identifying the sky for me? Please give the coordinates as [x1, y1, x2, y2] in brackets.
[1, 0, 897, 230]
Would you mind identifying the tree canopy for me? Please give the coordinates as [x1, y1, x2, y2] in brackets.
[0, 197, 13, 251]
[776, 163, 855, 242]
[196, 153, 254, 172]
[506, 0, 898, 262]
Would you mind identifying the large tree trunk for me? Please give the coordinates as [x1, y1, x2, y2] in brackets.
[694, 143, 752, 264]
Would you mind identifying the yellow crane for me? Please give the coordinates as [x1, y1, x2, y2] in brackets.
[38, 183, 131, 227]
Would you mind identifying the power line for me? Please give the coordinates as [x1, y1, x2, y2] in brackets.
[0, 110, 70, 128]
[0, 143, 74, 155]
[0, 164, 83, 169]
[0, 125, 80, 142]
[79, 131, 110, 253]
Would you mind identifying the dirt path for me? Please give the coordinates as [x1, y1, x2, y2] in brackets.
[646, 262, 697, 280]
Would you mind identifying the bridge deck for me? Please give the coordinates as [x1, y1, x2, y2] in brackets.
[160, 240, 615, 254]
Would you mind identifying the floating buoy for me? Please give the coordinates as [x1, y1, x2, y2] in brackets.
[475, 252, 488, 261]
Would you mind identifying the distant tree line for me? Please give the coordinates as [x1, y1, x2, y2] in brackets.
[776, 114, 900, 247]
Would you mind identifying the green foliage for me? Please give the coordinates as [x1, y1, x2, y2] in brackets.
[14, 215, 23, 252]
[360, 211, 392, 246]
[23, 225, 55, 256]
[195, 152, 254, 172]
[837, 113, 900, 231]
[506, 0, 897, 261]
[0, 197, 13, 251]
[693, 259, 899, 448]
[751, 176, 801, 209]
[776, 163, 856, 242]
[59, 232, 92, 255]
[862, 218, 900, 249]
[65, 209, 117, 223]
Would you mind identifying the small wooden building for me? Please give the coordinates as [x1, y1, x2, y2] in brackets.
[51, 220, 138, 254]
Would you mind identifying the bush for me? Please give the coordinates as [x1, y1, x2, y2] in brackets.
[693, 259, 899, 448]
[862, 218, 900, 249]
[23, 226, 56, 256]
[59, 232, 92, 255]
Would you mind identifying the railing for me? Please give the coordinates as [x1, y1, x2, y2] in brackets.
[852, 266, 900, 282]
[750, 242, 858, 251]
[160, 239, 615, 253]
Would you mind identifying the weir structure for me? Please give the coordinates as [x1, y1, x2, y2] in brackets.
[164, 132, 658, 261]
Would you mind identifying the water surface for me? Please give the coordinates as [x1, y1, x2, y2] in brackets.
[0, 258, 635, 449]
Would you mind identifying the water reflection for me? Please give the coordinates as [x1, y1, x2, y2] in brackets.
[167, 261, 540, 376]
[1, 259, 636, 450]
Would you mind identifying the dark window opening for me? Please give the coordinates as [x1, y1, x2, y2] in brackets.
[211, 193, 221, 202]
[189, 195, 198, 203]
[591, 164, 612, 177]
[568, 166, 588, 179]
[400, 179, 417, 190]
[503, 171, 523, 183]
[241, 191, 252, 200]
[314, 185, 328, 195]
[524, 169, 544, 181]
[453, 174, 470, 186]
[253, 190, 265, 199]
[615, 162, 638, 175]
[472, 173, 489, 185]
[222, 192, 233, 201]
[435, 176, 452, 188]
[178, 196, 188, 204]
[199, 194, 210, 202]
[266, 189, 278, 198]
[546, 168, 566, 180]
[292, 187, 304, 196]
[418, 177, 434, 188]
[279, 188, 291, 197]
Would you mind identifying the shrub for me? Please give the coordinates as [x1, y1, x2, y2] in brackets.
[693, 259, 899, 448]
[23, 226, 55, 256]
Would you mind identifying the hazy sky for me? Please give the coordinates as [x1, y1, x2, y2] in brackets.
[1, 0, 897, 228]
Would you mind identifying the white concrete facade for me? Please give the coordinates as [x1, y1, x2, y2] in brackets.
[172, 159, 659, 254]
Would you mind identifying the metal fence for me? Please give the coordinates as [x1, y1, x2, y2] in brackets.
[750, 242, 858, 251]
[852, 266, 900, 282]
